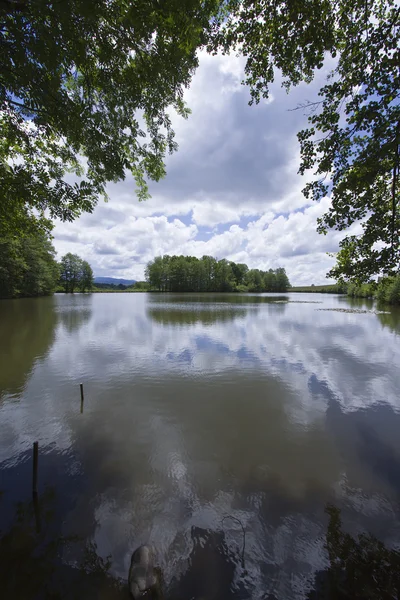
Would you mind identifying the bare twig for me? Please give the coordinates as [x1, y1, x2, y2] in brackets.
[288, 100, 323, 114]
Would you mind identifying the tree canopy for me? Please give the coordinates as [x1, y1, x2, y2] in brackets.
[0, 229, 59, 298]
[211, 0, 400, 282]
[145, 255, 291, 292]
[0, 0, 221, 235]
[59, 253, 94, 293]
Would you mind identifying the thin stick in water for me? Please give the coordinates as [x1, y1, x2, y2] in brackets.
[80, 383, 84, 413]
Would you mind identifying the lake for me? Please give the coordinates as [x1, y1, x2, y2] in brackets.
[1, 292, 400, 599]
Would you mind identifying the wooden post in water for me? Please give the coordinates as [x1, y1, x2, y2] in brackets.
[32, 441, 38, 498]
[80, 383, 84, 413]
[33, 492, 41, 533]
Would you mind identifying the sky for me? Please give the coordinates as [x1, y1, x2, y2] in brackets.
[52, 51, 347, 286]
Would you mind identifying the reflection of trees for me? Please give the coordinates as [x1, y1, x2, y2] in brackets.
[0, 487, 126, 600]
[0, 296, 92, 399]
[58, 307, 93, 334]
[376, 308, 400, 334]
[337, 295, 375, 311]
[337, 293, 400, 334]
[0, 298, 58, 398]
[147, 294, 289, 325]
[56, 294, 93, 334]
[148, 293, 290, 305]
[308, 505, 400, 599]
[147, 307, 248, 326]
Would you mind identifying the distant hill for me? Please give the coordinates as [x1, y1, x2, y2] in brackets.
[94, 277, 136, 285]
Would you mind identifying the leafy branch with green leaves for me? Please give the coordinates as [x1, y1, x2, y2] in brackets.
[0, 0, 222, 236]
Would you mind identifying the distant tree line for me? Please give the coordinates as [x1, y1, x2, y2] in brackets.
[291, 283, 347, 294]
[145, 256, 291, 293]
[92, 281, 149, 292]
[94, 282, 129, 291]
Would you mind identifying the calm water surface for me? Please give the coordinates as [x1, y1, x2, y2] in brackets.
[1, 292, 400, 599]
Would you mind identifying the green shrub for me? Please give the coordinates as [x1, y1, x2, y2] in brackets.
[361, 283, 375, 298]
[386, 276, 400, 305]
[346, 283, 357, 297]
[235, 284, 249, 293]
[346, 282, 375, 299]
[376, 278, 390, 303]
[375, 276, 400, 305]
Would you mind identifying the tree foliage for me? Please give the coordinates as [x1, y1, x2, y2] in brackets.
[348, 274, 400, 305]
[59, 253, 94, 293]
[145, 255, 291, 292]
[0, 488, 123, 599]
[211, 0, 400, 281]
[0, 229, 59, 298]
[80, 260, 94, 292]
[319, 504, 400, 599]
[0, 0, 222, 236]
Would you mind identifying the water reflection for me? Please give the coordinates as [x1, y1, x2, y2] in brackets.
[147, 294, 289, 327]
[0, 295, 93, 399]
[148, 306, 248, 326]
[376, 308, 400, 334]
[0, 298, 58, 398]
[3, 463, 400, 600]
[1, 292, 400, 599]
[336, 294, 400, 334]
[325, 394, 400, 502]
[168, 526, 246, 600]
[147, 293, 293, 328]
[0, 485, 125, 600]
[307, 504, 400, 600]
[148, 293, 290, 305]
[337, 295, 375, 311]
[56, 294, 93, 334]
